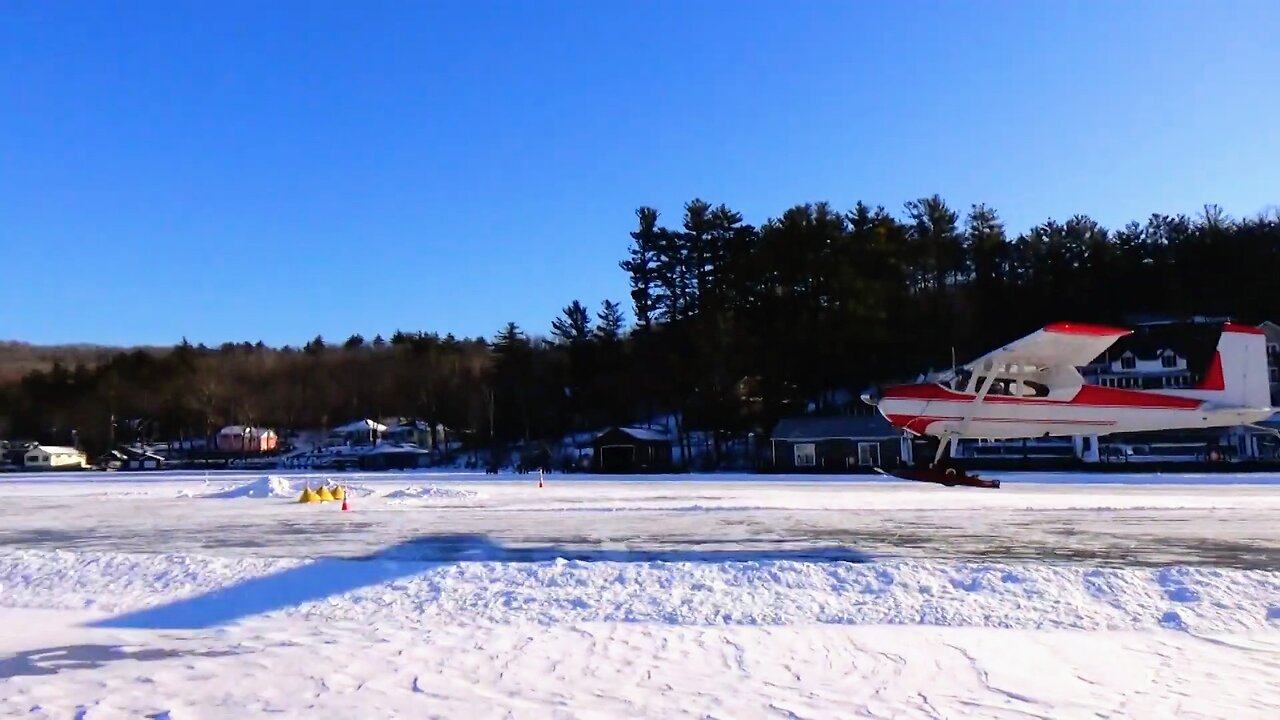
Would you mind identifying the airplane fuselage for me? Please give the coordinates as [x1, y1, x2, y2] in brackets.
[875, 383, 1272, 439]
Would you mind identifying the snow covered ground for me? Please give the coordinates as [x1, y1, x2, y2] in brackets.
[1, 471, 1278, 718]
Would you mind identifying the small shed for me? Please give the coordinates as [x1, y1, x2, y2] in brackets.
[216, 426, 279, 453]
[22, 444, 88, 470]
[590, 427, 674, 473]
[769, 414, 910, 473]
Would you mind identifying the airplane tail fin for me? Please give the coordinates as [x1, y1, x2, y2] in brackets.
[1196, 323, 1271, 408]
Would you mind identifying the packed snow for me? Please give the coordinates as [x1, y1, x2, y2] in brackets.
[0, 471, 1277, 718]
[382, 485, 481, 501]
[198, 475, 298, 499]
[1, 548, 1277, 632]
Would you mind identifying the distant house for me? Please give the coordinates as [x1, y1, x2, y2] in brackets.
[769, 414, 910, 473]
[2, 441, 34, 468]
[382, 419, 446, 449]
[215, 426, 279, 453]
[1080, 334, 1204, 390]
[22, 444, 88, 470]
[118, 446, 165, 470]
[328, 419, 387, 445]
[359, 443, 434, 471]
[589, 427, 674, 473]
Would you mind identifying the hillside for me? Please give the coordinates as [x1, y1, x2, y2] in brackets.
[0, 340, 167, 383]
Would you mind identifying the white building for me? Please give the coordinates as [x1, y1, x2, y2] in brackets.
[23, 444, 88, 470]
[327, 418, 388, 446]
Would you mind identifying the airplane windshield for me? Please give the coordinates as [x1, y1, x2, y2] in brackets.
[944, 369, 972, 392]
[946, 370, 1050, 397]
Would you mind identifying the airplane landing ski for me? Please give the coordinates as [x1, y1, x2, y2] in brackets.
[873, 466, 1001, 489]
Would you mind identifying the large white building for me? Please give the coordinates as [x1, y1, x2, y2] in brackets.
[22, 444, 88, 470]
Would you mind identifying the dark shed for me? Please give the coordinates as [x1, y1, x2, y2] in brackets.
[769, 414, 910, 473]
[590, 427, 674, 473]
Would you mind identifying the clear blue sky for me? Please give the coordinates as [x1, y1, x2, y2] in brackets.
[3, 0, 1277, 347]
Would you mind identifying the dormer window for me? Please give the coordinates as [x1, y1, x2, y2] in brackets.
[1120, 352, 1136, 370]
[1161, 351, 1177, 369]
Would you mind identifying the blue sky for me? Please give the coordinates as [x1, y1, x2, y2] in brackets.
[3, 0, 1277, 347]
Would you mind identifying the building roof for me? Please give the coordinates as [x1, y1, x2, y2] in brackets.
[1121, 313, 1234, 327]
[367, 443, 431, 455]
[33, 445, 82, 455]
[593, 426, 673, 442]
[332, 418, 388, 433]
[218, 425, 275, 435]
[385, 419, 430, 431]
[771, 414, 900, 440]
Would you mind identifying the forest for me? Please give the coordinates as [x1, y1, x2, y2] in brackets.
[2, 196, 1278, 462]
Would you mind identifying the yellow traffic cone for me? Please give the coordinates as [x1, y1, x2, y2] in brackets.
[318, 485, 335, 502]
[298, 486, 319, 503]
[331, 485, 346, 501]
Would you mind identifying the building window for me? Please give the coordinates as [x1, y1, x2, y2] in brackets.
[26, 455, 39, 463]
[857, 442, 881, 466]
[1121, 354, 1136, 370]
[1161, 352, 1177, 368]
[794, 443, 816, 467]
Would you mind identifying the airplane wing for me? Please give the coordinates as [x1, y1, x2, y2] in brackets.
[965, 322, 1132, 371]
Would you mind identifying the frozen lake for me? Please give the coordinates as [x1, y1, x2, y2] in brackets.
[2, 470, 1279, 568]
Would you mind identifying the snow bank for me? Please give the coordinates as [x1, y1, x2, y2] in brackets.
[199, 476, 297, 499]
[383, 485, 480, 501]
[5, 608, 1277, 720]
[0, 550, 1276, 633]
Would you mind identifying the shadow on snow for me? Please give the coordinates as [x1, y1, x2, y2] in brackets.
[85, 533, 874, 631]
[0, 644, 245, 680]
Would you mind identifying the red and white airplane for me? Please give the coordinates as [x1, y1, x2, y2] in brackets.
[861, 321, 1275, 488]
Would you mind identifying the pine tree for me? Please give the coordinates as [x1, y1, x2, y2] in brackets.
[551, 301, 592, 345]
[303, 335, 326, 355]
[620, 207, 664, 328]
[595, 300, 626, 342]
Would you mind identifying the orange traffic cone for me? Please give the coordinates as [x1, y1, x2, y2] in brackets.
[538, 470, 544, 489]
[341, 487, 350, 511]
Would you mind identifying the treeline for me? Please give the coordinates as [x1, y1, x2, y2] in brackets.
[0, 341, 160, 385]
[2, 197, 1278, 461]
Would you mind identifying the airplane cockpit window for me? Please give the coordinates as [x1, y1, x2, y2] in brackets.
[943, 369, 972, 392]
[965, 375, 1051, 397]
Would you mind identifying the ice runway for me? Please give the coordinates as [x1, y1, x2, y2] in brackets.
[2, 471, 1279, 568]
[2, 471, 1278, 718]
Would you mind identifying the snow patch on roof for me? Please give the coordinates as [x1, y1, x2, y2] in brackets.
[331, 419, 388, 433]
[32, 445, 83, 455]
[595, 427, 672, 442]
